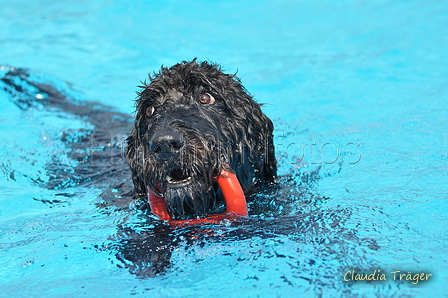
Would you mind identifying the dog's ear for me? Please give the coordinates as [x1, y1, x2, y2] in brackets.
[258, 106, 277, 182]
[224, 77, 277, 184]
[126, 128, 147, 198]
[252, 104, 277, 184]
[263, 130, 278, 183]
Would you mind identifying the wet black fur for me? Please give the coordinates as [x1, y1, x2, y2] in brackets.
[127, 60, 277, 219]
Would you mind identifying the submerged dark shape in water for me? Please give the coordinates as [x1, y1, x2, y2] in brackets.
[1, 65, 379, 280]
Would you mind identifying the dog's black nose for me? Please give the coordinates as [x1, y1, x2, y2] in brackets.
[150, 129, 183, 161]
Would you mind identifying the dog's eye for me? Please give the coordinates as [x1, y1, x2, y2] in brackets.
[198, 93, 215, 105]
[146, 106, 155, 117]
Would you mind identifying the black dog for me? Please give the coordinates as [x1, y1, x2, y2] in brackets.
[126, 60, 277, 220]
[2, 63, 368, 280]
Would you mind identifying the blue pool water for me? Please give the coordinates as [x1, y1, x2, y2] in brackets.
[1, 0, 447, 297]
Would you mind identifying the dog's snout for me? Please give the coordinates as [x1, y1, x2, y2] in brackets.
[150, 130, 183, 161]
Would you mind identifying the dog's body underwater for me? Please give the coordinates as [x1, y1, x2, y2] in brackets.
[126, 60, 277, 220]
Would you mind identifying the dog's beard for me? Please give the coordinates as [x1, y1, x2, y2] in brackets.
[139, 136, 227, 220]
[163, 180, 223, 220]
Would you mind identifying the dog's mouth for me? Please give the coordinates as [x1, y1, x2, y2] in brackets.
[147, 165, 248, 223]
[165, 169, 193, 188]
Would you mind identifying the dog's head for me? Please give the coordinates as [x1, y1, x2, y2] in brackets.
[127, 60, 276, 220]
